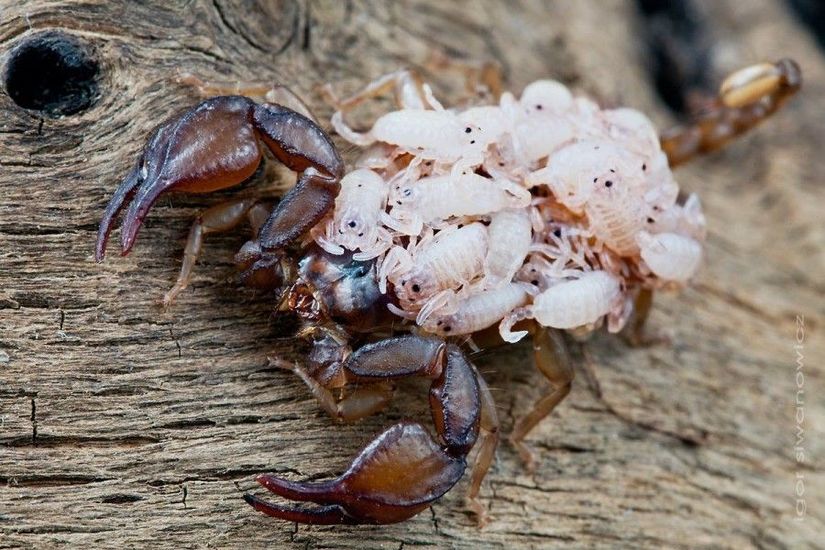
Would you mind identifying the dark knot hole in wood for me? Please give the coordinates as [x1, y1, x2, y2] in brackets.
[4, 30, 101, 118]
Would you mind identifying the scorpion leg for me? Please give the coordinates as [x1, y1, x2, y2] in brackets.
[95, 96, 342, 266]
[465, 370, 500, 526]
[246, 335, 485, 525]
[620, 287, 669, 348]
[162, 199, 266, 307]
[175, 71, 317, 122]
[320, 69, 433, 113]
[509, 328, 574, 472]
[621, 288, 671, 348]
[660, 59, 801, 167]
[272, 357, 395, 422]
[425, 49, 504, 101]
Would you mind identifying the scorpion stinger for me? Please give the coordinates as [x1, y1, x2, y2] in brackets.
[94, 96, 342, 262]
[660, 59, 802, 166]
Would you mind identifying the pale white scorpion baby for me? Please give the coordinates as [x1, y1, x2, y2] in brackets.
[386, 171, 531, 235]
[316, 61, 799, 346]
[312, 168, 393, 260]
[379, 222, 489, 321]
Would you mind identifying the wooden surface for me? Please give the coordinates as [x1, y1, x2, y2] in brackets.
[1, 1, 824, 548]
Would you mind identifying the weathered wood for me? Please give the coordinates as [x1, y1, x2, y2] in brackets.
[1, 1, 823, 548]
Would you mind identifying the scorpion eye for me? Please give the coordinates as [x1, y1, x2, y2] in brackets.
[553, 229, 562, 238]
[465, 127, 472, 133]
[535, 104, 543, 110]
[605, 180, 613, 188]
[443, 326, 452, 333]
[348, 220, 357, 228]
[642, 163, 647, 171]
[647, 217, 655, 224]
[411, 283, 421, 293]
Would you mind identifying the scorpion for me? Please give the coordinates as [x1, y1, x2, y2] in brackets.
[95, 59, 800, 525]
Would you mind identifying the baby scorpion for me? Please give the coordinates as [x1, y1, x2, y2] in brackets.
[95, 59, 800, 525]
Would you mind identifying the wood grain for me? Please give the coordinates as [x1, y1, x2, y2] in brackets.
[1, 1, 823, 548]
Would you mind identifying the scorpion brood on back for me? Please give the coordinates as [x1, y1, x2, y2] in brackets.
[95, 59, 800, 525]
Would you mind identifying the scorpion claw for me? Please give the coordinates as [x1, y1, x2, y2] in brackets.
[245, 422, 466, 524]
[96, 96, 265, 260]
[96, 96, 343, 261]
[243, 494, 356, 525]
[95, 164, 141, 262]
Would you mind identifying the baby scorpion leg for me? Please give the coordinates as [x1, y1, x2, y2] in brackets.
[509, 327, 574, 472]
[660, 59, 801, 166]
[246, 335, 485, 525]
[320, 69, 434, 112]
[322, 69, 439, 146]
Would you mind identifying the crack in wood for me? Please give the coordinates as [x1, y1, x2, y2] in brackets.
[29, 396, 36, 445]
[3, 475, 113, 488]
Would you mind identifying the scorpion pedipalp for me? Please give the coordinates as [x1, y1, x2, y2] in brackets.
[245, 337, 483, 525]
[246, 422, 466, 525]
[95, 96, 342, 262]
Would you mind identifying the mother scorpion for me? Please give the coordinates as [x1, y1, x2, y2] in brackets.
[95, 59, 800, 525]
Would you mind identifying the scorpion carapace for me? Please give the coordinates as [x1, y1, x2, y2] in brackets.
[95, 59, 800, 525]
